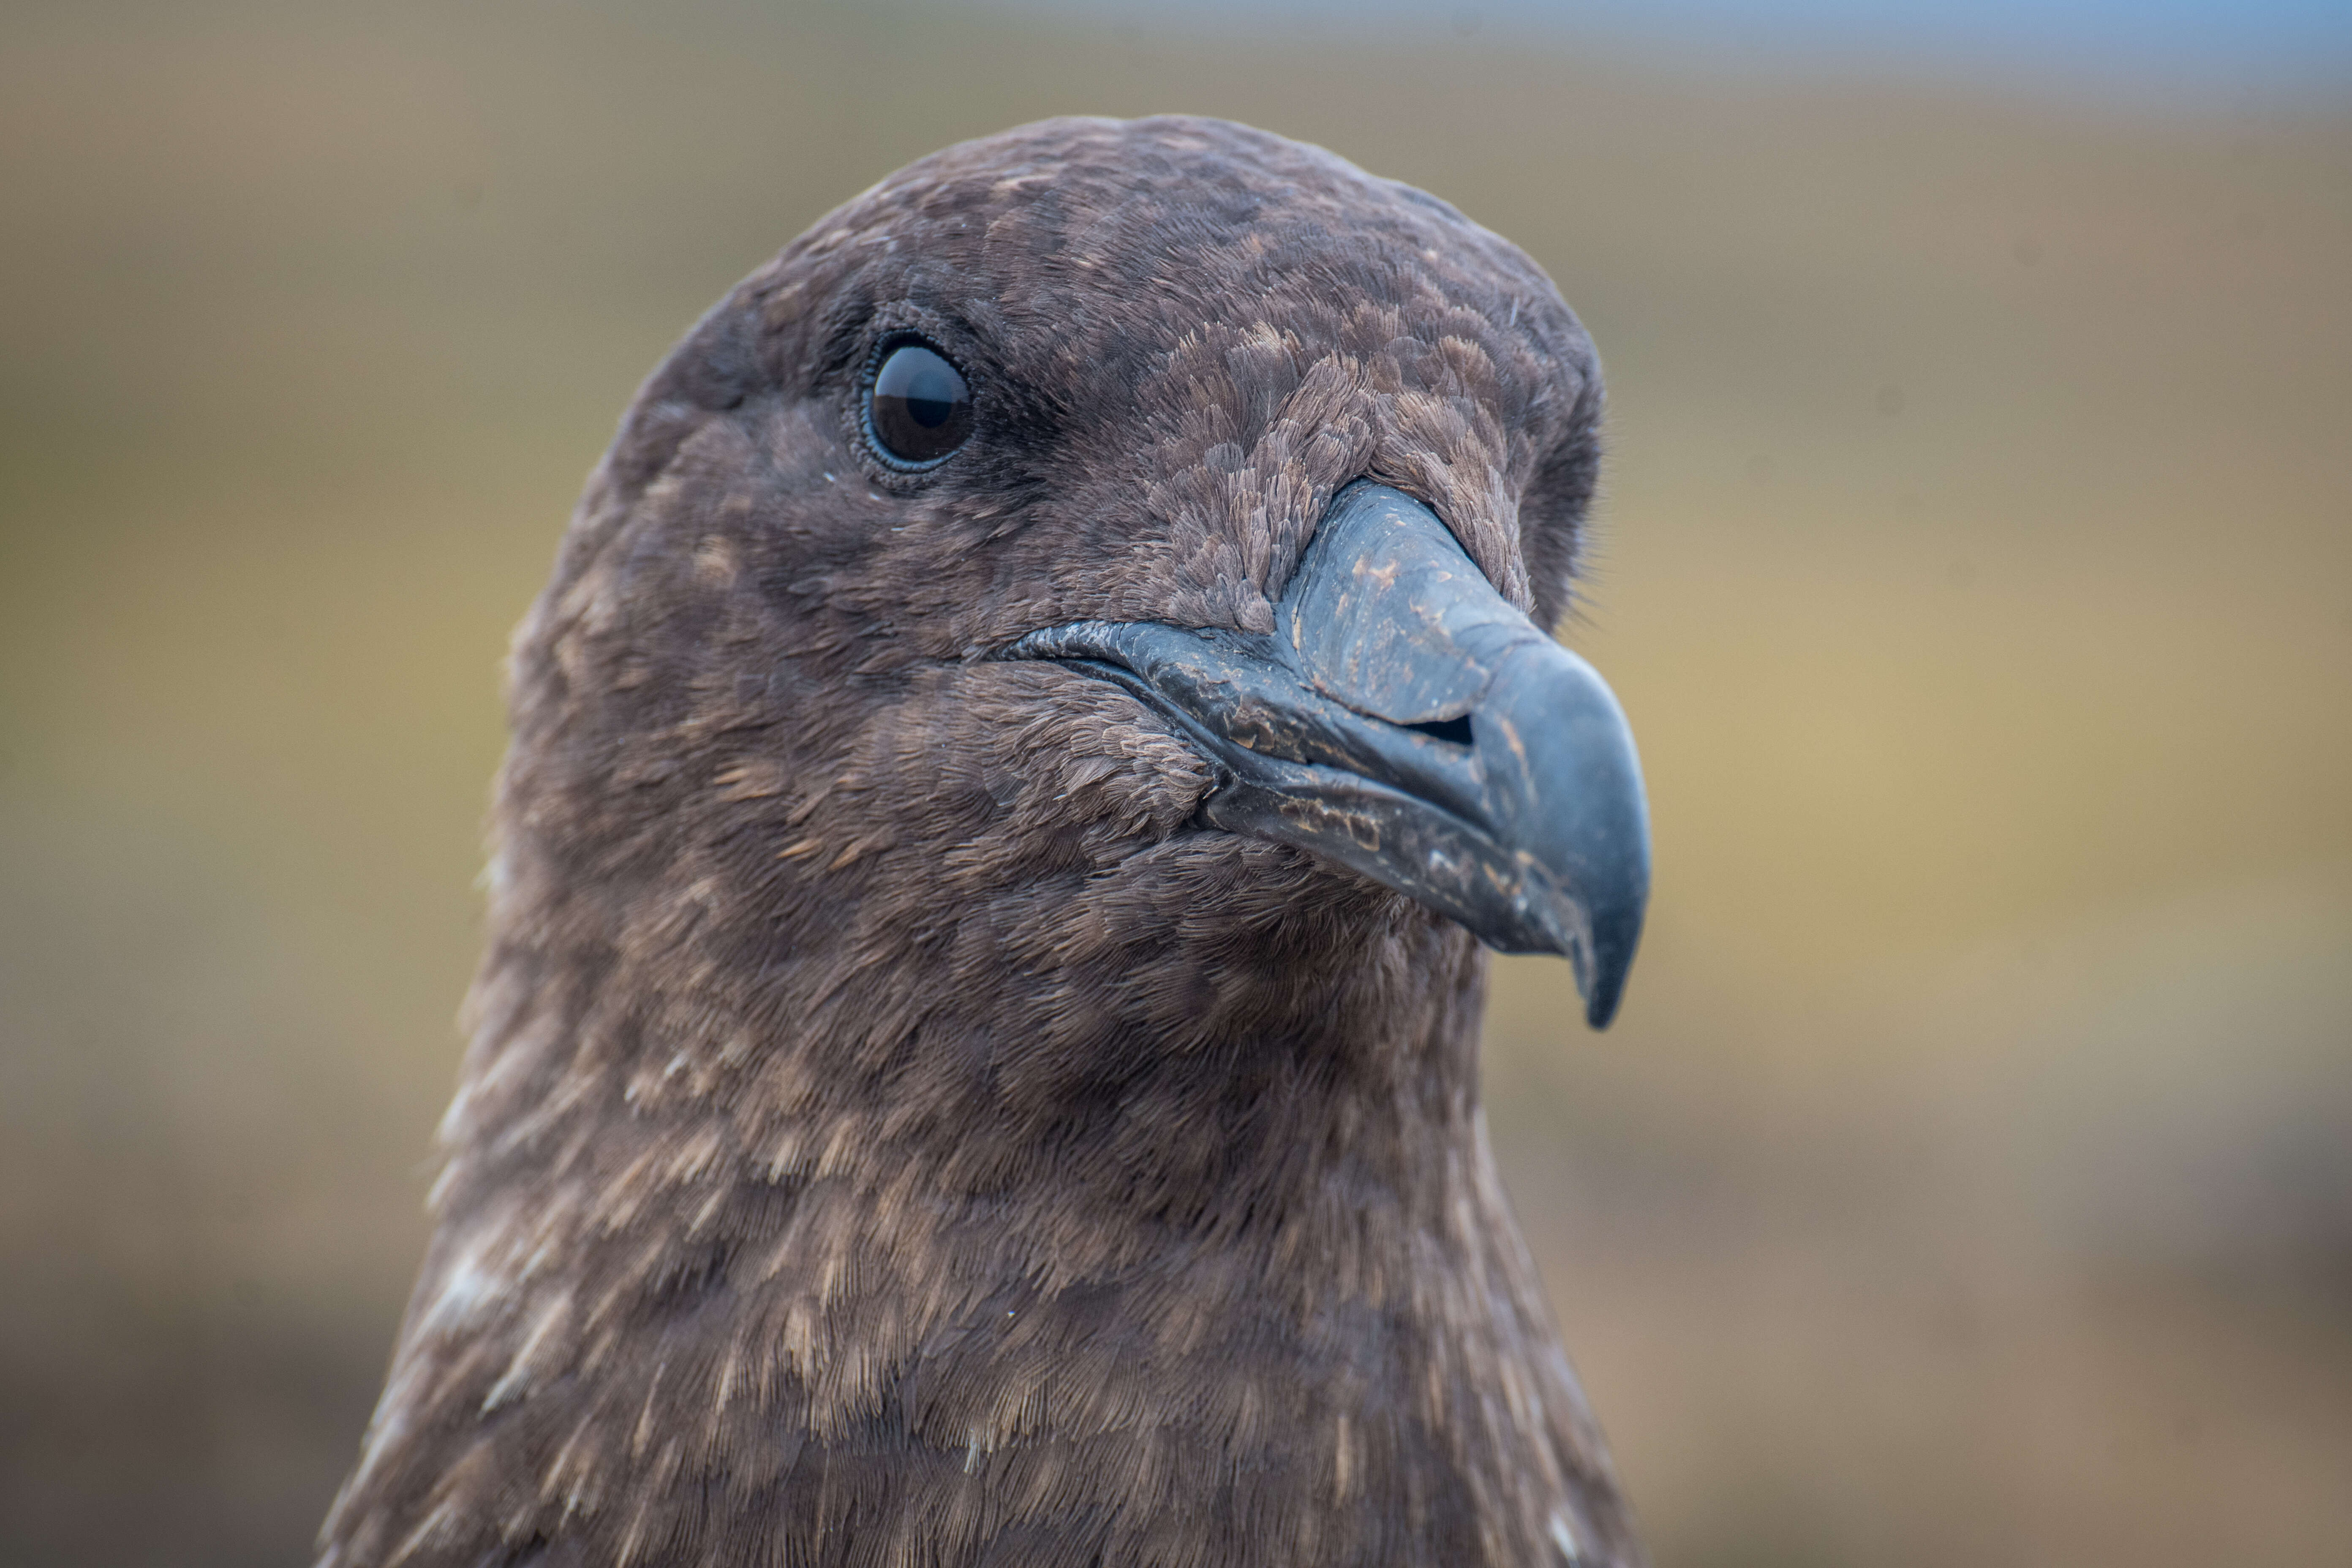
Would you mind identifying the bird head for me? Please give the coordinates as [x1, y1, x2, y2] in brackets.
[331, 121, 1655, 1567]
[489, 117, 1647, 1122]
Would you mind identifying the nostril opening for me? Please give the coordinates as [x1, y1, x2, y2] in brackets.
[1403, 713, 1475, 747]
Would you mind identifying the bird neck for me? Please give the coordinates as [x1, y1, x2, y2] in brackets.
[329, 846, 1633, 1568]
[439, 864, 1495, 1285]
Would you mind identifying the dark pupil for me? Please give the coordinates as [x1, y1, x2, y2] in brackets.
[870, 343, 972, 464]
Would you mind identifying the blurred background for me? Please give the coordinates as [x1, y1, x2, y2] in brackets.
[3, 1, 2348, 1563]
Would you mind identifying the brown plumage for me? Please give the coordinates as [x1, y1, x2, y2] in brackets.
[321, 115, 1644, 1567]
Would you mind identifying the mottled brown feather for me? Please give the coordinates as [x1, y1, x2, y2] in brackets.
[321, 115, 1638, 1568]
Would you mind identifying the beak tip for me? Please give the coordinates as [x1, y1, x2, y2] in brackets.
[1568, 907, 1643, 1032]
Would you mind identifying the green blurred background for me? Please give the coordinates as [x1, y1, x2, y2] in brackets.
[3, 3, 2348, 1564]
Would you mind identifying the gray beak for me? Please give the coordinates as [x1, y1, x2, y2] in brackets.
[1006, 482, 1651, 1028]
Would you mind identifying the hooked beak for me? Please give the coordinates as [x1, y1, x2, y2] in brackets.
[1004, 482, 1651, 1028]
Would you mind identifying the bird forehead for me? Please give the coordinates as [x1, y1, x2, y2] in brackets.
[801, 118, 1564, 356]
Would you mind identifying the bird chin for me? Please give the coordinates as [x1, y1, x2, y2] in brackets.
[997, 482, 1650, 1030]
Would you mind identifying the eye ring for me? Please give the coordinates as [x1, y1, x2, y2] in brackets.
[862, 335, 974, 470]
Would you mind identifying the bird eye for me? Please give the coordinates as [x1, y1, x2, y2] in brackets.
[866, 339, 972, 467]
